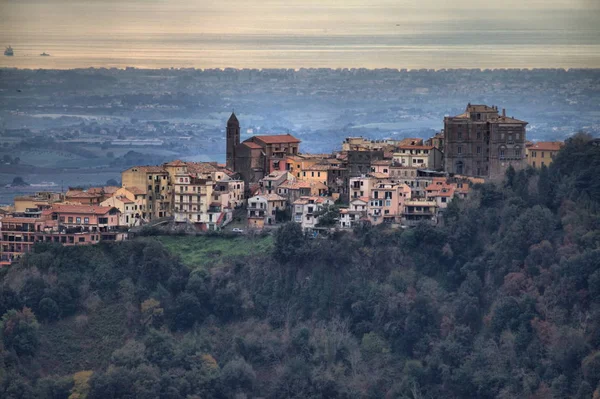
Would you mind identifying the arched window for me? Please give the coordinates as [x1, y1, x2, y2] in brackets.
[499, 146, 506, 160]
[514, 146, 521, 158]
[456, 161, 464, 174]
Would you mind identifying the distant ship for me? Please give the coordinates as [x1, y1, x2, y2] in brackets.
[40, 52, 50, 57]
[4, 46, 14, 56]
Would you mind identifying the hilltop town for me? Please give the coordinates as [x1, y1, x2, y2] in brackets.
[0, 104, 567, 265]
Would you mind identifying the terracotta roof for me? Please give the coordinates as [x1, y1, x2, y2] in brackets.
[1, 217, 41, 223]
[187, 162, 221, 174]
[398, 138, 424, 146]
[164, 159, 187, 166]
[279, 180, 312, 190]
[262, 194, 285, 201]
[123, 186, 146, 195]
[50, 204, 118, 215]
[252, 134, 301, 144]
[528, 141, 563, 151]
[115, 196, 134, 204]
[466, 104, 497, 113]
[242, 141, 263, 150]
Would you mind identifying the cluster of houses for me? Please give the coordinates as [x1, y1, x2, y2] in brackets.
[0, 104, 566, 265]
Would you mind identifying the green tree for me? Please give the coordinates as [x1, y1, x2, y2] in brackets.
[1, 307, 40, 356]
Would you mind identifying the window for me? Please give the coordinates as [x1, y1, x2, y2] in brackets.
[477, 146, 481, 154]
[500, 148, 505, 159]
[515, 147, 521, 157]
[79, 237, 85, 243]
[84, 217, 89, 224]
[457, 146, 462, 154]
[541, 152, 545, 158]
[501, 133, 505, 140]
[68, 217, 73, 223]
[477, 131, 481, 139]
[458, 131, 462, 140]
[76, 217, 81, 224]
[148, 176, 152, 180]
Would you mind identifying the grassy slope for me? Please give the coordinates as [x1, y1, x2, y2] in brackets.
[156, 235, 273, 269]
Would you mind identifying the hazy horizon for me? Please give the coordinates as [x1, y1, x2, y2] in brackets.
[1, 0, 600, 69]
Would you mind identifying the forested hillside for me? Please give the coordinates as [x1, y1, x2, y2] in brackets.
[1, 133, 599, 399]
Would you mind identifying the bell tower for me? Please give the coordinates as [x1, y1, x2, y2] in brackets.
[226, 112, 240, 170]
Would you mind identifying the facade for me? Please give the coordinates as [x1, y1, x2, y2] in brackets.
[247, 194, 286, 228]
[14, 192, 64, 213]
[444, 104, 527, 180]
[293, 196, 335, 231]
[0, 204, 124, 265]
[276, 180, 327, 205]
[65, 189, 103, 205]
[526, 141, 563, 168]
[347, 150, 384, 177]
[402, 200, 438, 226]
[121, 165, 172, 219]
[367, 182, 411, 225]
[234, 134, 301, 185]
[349, 176, 378, 200]
[173, 174, 212, 224]
[260, 171, 292, 195]
[392, 145, 443, 170]
[100, 195, 139, 227]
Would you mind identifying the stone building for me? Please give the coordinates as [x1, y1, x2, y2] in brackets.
[444, 104, 527, 180]
[227, 113, 301, 185]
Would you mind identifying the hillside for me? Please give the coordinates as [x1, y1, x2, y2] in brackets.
[1, 133, 600, 399]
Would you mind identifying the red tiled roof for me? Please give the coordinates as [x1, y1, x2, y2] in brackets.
[252, 134, 301, 144]
[528, 141, 563, 151]
[123, 186, 146, 195]
[164, 159, 186, 166]
[242, 141, 263, 149]
[1, 217, 41, 223]
[49, 204, 117, 215]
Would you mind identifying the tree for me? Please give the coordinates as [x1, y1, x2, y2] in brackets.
[219, 358, 256, 397]
[172, 293, 203, 330]
[106, 178, 118, 186]
[273, 222, 306, 264]
[1, 307, 40, 356]
[38, 297, 60, 322]
[69, 371, 93, 399]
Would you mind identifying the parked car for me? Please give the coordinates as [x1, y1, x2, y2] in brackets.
[232, 228, 244, 234]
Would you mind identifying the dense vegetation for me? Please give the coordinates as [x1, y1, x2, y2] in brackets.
[1, 133, 599, 399]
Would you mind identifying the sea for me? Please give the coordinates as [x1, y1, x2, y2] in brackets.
[1, 1, 599, 70]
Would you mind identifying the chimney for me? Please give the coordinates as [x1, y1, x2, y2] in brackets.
[502, 108, 506, 117]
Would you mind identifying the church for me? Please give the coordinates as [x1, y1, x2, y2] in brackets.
[226, 113, 301, 185]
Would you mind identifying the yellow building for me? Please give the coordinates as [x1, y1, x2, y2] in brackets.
[298, 164, 329, 186]
[121, 166, 172, 219]
[526, 142, 563, 168]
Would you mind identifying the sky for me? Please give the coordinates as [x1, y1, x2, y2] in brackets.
[0, 0, 599, 69]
